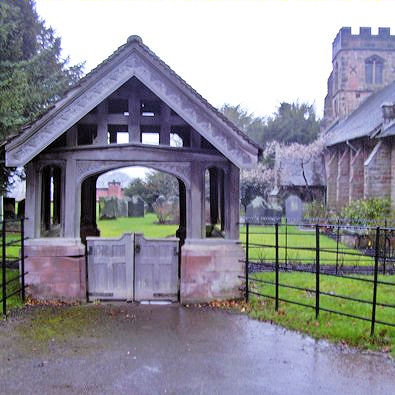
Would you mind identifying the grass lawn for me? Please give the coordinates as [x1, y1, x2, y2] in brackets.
[0, 268, 23, 314]
[97, 213, 178, 238]
[240, 224, 374, 266]
[248, 271, 395, 356]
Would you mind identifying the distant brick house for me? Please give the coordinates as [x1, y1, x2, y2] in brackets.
[323, 27, 395, 211]
[96, 180, 125, 201]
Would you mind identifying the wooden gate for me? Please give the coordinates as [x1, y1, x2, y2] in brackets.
[87, 233, 179, 302]
[134, 234, 179, 302]
[87, 233, 134, 301]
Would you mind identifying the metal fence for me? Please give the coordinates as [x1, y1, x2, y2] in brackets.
[0, 218, 27, 317]
[240, 220, 395, 336]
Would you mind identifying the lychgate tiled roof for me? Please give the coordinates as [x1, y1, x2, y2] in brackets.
[5, 35, 261, 161]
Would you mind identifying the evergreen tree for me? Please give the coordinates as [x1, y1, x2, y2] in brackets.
[0, 0, 83, 192]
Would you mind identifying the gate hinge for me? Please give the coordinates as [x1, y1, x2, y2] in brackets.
[135, 244, 141, 254]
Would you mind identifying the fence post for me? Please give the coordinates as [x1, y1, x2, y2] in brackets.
[21, 218, 25, 302]
[371, 226, 380, 336]
[2, 220, 6, 316]
[315, 224, 320, 319]
[336, 219, 340, 275]
[275, 222, 279, 312]
[285, 218, 288, 267]
[383, 220, 387, 275]
[245, 222, 249, 302]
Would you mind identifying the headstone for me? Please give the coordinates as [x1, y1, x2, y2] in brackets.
[245, 196, 266, 222]
[3, 197, 16, 220]
[117, 198, 129, 217]
[127, 195, 145, 217]
[245, 196, 282, 224]
[285, 194, 303, 224]
[99, 197, 118, 219]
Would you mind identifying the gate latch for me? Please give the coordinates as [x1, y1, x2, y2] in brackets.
[88, 246, 93, 256]
[135, 244, 141, 254]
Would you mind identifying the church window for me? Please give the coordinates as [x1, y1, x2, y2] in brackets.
[365, 56, 384, 84]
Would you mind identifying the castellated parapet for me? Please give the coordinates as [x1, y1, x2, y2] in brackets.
[332, 27, 395, 60]
[323, 27, 395, 128]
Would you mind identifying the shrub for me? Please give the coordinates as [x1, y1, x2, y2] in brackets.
[341, 197, 392, 223]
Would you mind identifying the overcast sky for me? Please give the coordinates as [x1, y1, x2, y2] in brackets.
[35, 0, 395, 120]
[30, 0, 395, 182]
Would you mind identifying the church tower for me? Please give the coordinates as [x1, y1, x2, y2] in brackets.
[323, 27, 395, 128]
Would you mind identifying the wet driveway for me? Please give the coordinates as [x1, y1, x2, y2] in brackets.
[0, 303, 394, 394]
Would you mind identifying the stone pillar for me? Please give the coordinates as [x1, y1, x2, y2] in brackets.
[349, 145, 364, 202]
[188, 162, 204, 239]
[364, 141, 391, 199]
[336, 148, 350, 209]
[25, 239, 86, 301]
[325, 149, 338, 212]
[225, 163, 239, 240]
[64, 159, 78, 238]
[180, 240, 244, 304]
[24, 162, 37, 238]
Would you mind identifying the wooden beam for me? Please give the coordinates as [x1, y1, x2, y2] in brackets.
[128, 88, 140, 143]
[95, 101, 108, 145]
[160, 102, 171, 145]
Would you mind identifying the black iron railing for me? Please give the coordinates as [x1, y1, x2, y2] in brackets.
[0, 218, 28, 317]
[240, 220, 395, 336]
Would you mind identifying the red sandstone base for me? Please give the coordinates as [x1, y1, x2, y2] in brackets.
[25, 239, 86, 301]
[180, 240, 244, 304]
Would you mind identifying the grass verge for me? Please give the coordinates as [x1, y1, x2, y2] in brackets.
[0, 268, 23, 314]
[248, 271, 395, 357]
[97, 213, 178, 238]
[240, 225, 374, 266]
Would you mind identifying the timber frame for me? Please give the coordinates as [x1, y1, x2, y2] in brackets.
[5, 36, 260, 303]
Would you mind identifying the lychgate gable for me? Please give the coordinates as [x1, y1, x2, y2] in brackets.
[5, 35, 260, 168]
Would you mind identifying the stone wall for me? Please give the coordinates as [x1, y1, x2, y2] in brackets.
[364, 140, 391, 199]
[25, 239, 86, 301]
[326, 138, 393, 212]
[180, 240, 244, 304]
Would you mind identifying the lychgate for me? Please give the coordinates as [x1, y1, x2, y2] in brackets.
[4, 35, 261, 303]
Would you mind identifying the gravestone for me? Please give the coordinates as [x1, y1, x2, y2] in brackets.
[3, 197, 16, 220]
[245, 196, 266, 222]
[285, 194, 303, 223]
[99, 197, 118, 219]
[245, 196, 282, 223]
[117, 198, 129, 217]
[128, 195, 145, 217]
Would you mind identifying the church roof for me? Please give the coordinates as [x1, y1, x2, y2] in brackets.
[275, 154, 326, 187]
[5, 35, 261, 168]
[326, 81, 395, 146]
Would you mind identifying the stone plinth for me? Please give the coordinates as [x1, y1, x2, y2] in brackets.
[25, 238, 86, 301]
[180, 239, 244, 304]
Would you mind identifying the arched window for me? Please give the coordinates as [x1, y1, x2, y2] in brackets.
[365, 55, 384, 84]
